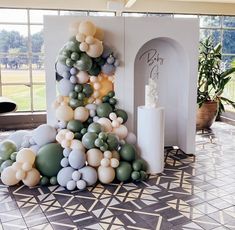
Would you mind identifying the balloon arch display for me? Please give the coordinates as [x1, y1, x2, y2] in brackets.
[0, 20, 148, 191]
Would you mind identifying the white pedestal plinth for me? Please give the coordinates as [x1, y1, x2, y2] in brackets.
[137, 106, 165, 174]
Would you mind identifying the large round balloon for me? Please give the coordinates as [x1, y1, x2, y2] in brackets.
[58, 79, 74, 96]
[32, 124, 57, 146]
[67, 120, 84, 132]
[96, 103, 113, 118]
[57, 167, 75, 187]
[1, 167, 19, 186]
[74, 53, 92, 72]
[79, 166, 97, 186]
[86, 148, 103, 167]
[119, 144, 136, 162]
[115, 109, 128, 124]
[0, 140, 17, 161]
[87, 122, 103, 134]
[82, 132, 98, 149]
[98, 166, 115, 184]
[35, 143, 63, 177]
[8, 130, 31, 150]
[116, 161, 132, 182]
[68, 149, 86, 169]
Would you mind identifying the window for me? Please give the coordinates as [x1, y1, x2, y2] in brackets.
[0, 9, 59, 113]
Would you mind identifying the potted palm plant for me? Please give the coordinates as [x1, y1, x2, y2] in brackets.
[196, 36, 235, 130]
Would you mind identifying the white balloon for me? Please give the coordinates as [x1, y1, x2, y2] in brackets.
[125, 132, 137, 145]
[58, 78, 74, 97]
[32, 124, 57, 146]
[8, 130, 31, 150]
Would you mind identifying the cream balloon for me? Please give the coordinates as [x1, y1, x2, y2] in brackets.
[112, 125, 128, 140]
[12, 162, 22, 171]
[87, 39, 103, 58]
[22, 162, 32, 172]
[94, 27, 104, 41]
[86, 148, 103, 167]
[97, 118, 112, 132]
[56, 129, 68, 143]
[98, 166, 115, 184]
[56, 104, 74, 122]
[100, 158, 110, 167]
[70, 139, 85, 151]
[79, 42, 89, 52]
[74, 107, 89, 122]
[110, 158, 119, 168]
[79, 21, 96, 36]
[16, 169, 26, 180]
[76, 33, 85, 42]
[76, 71, 89, 84]
[22, 168, 40, 187]
[125, 132, 137, 145]
[1, 167, 20, 186]
[85, 36, 95, 45]
[16, 148, 35, 165]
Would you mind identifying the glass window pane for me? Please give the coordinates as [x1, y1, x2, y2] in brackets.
[122, 12, 147, 17]
[2, 85, 31, 111]
[89, 11, 115, 16]
[33, 85, 46, 111]
[30, 26, 44, 53]
[222, 30, 235, 54]
[223, 16, 235, 28]
[222, 55, 235, 69]
[0, 9, 27, 23]
[30, 10, 58, 23]
[200, 16, 221, 28]
[60, 11, 88, 16]
[0, 25, 28, 52]
[32, 69, 45, 83]
[200, 29, 221, 45]
[0, 54, 30, 83]
[223, 73, 235, 112]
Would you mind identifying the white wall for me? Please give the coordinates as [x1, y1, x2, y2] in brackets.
[44, 16, 199, 154]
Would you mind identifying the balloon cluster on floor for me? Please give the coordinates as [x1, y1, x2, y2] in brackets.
[0, 20, 148, 190]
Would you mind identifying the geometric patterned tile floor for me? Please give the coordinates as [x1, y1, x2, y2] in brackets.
[0, 121, 235, 230]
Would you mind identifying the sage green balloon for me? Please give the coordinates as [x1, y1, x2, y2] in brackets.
[36, 143, 63, 177]
[107, 133, 119, 151]
[131, 171, 141, 181]
[50, 176, 58, 185]
[74, 53, 92, 71]
[115, 109, 128, 124]
[82, 132, 98, 149]
[88, 122, 103, 134]
[88, 62, 101, 76]
[116, 161, 132, 182]
[40, 176, 49, 186]
[96, 103, 113, 118]
[0, 140, 17, 161]
[132, 159, 143, 171]
[67, 120, 84, 133]
[119, 144, 136, 162]
[0, 159, 13, 173]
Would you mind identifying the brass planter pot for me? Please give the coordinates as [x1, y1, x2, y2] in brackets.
[196, 101, 218, 130]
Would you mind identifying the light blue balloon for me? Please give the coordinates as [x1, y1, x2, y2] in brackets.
[8, 130, 31, 150]
[63, 148, 71, 157]
[72, 171, 81, 181]
[61, 157, 69, 168]
[76, 179, 86, 190]
[68, 149, 86, 169]
[57, 167, 75, 187]
[101, 63, 115, 76]
[58, 78, 74, 96]
[56, 62, 70, 76]
[32, 124, 57, 146]
[66, 180, 76, 190]
[70, 75, 77, 84]
[79, 166, 97, 186]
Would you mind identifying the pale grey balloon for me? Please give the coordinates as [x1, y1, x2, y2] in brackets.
[79, 166, 98, 186]
[57, 167, 75, 187]
[68, 149, 86, 169]
[58, 78, 74, 96]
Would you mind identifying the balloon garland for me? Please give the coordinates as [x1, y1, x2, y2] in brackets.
[0, 20, 148, 190]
